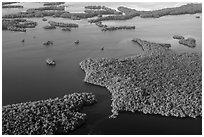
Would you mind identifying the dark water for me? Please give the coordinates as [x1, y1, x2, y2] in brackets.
[2, 2, 202, 135]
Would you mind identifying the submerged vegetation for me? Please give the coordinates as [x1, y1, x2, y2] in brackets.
[2, 93, 97, 135]
[80, 38, 201, 119]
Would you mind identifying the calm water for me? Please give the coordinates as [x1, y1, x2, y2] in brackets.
[2, 2, 202, 135]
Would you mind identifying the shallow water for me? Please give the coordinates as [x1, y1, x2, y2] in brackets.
[2, 2, 202, 135]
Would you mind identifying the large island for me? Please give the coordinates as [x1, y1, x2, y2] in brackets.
[80, 38, 202, 119]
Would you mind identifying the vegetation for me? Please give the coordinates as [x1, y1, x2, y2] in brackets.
[2, 19, 37, 32]
[2, 5, 23, 8]
[26, 6, 65, 12]
[3, 93, 97, 135]
[179, 38, 196, 48]
[80, 38, 201, 119]
[101, 26, 135, 31]
[43, 2, 65, 6]
[173, 35, 185, 40]
[48, 21, 78, 28]
[89, 3, 202, 22]
[2, 2, 18, 5]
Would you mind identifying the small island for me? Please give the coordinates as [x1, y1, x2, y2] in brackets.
[173, 35, 185, 40]
[101, 25, 135, 31]
[43, 25, 56, 29]
[48, 21, 78, 28]
[43, 2, 65, 6]
[173, 35, 196, 48]
[132, 38, 171, 50]
[179, 38, 196, 48]
[2, 2, 18, 5]
[2, 2, 22, 8]
[2, 5, 23, 9]
[61, 27, 71, 31]
[3, 19, 37, 32]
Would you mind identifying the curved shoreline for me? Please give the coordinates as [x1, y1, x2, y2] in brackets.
[80, 38, 202, 119]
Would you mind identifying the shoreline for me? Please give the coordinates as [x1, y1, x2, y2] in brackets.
[2, 93, 97, 135]
[79, 38, 202, 119]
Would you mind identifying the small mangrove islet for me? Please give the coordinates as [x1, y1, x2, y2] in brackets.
[80, 38, 201, 119]
[179, 38, 196, 48]
[2, 5, 23, 9]
[2, 19, 37, 32]
[61, 27, 71, 31]
[172, 35, 196, 48]
[101, 25, 135, 31]
[42, 18, 48, 21]
[2, 2, 18, 5]
[95, 21, 107, 28]
[2, 93, 97, 135]
[173, 35, 185, 40]
[85, 5, 103, 9]
[132, 38, 171, 50]
[94, 21, 135, 32]
[43, 2, 65, 6]
[43, 41, 53, 46]
[48, 21, 78, 28]
[43, 25, 56, 30]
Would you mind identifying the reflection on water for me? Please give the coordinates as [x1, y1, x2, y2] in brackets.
[2, 2, 202, 135]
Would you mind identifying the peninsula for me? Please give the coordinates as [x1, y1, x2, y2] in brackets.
[80, 38, 201, 119]
[2, 93, 97, 135]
